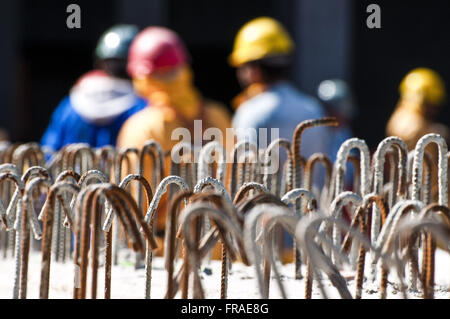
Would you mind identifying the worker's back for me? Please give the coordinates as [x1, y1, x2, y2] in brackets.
[232, 81, 330, 158]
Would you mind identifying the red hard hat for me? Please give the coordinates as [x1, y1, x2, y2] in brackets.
[127, 26, 189, 77]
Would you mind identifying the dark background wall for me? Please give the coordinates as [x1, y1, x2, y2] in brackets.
[1, 0, 450, 150]
[353, 0, 450, 147]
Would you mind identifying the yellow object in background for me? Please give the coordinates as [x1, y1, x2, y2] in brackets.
[228, 17, 294, 67]
[399, 67, 446, 109]
[387, 67, 448, 150]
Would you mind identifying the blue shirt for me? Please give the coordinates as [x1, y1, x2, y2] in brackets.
[41, 95, 147, 150]
[232, 81, 331, 159]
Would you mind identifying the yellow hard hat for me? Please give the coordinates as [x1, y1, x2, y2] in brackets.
[229, 17, 294, 67]
[399, 68, 446, 105]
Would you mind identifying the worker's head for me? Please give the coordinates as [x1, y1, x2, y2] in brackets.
[399, 67, 446, 118]
[94, 24, 139, 79]
[229, 17, 294, 88]
[127, 27, 200, 117]
[317, 79, 356, 124]
[127, 26, 191, 98]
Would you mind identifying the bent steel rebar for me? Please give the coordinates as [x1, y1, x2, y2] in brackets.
[73, 183, 157, 299]
[292, 118, 338, 279]
[304, 153, 332, 208]
[341, 194, 387, 298]
[198, 141, 227, 184]
[179, 202, 244, 299]
[417, 203, 450, 299]
[369, 137, 408, 281]
[263, 138, 293, 196]
[18, 176, 51, 299]
[410, 134, 448, 289]
[233, 182, 270, 205]
[12, 143, 45, 175]
[39, 182, 80, 298]
[244, 204, 296, 298]
[164, 190, 194, 299]
[230, 141, 259, 199]
[109, 174, 155, 298]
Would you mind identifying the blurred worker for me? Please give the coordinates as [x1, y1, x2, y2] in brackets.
[386, 67, 449, 150]
[41, 24, 146, 151]
[317, 79, 356, 162]
[230, 17, 330, 159]
[387, 67, 449, 205]
[116, 27, 231, 240]
[230, 17, 331, 264]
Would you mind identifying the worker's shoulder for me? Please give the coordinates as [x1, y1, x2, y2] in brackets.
[233, 93, 278, 127]
[388, 107, 425, 126]
[122, 96, 147, 116]
[51, 95, 84, 124]
[239, 89, 279, 110]
[117, 106, 167, 148]
[386, 107, 425, 136]
[237, 82, 324, 119]
[121, 105, 162, 127]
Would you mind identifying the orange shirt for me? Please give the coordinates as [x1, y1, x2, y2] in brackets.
[117, 101, 232, 233]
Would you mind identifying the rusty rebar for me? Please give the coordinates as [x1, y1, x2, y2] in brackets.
[19, 176, 51, 299]
[74, 184, 157, 299]
[39, 182, 80, 298]
[292, 117, 338, 196]
[410, 134, 448, 289]
[417, 203, 450, 299]
[263, 138, 293, 196]
[115, 174, 154, 298]
[292, 118, 338, 280]
[139, 140, 164, 209]
[341, 195, 387, 298]
[165, 190, 194, 299]
[229, 141, 258, 199]
[244, 203, 297, 298]
[304, 153, 332, 207]
[95, 145, 116, 181]
[12, 143, 45, 175]
[377, 200, 424, 297]
[179, 202, 244, 299]
[62, 144, 95, 175]
[112, 148, 139, 265]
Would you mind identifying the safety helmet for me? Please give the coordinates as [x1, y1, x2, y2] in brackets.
[399, 68, 446, 106]
[95, 24, 139, 60]
[229, 17, 294, 67]
[317, 79, 356, 120]
[127, 27, 189, 78]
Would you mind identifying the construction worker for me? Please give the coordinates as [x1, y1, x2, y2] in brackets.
[386, 67, 448, 150]
[387, 68, 449, 206]
[116, 27, 231, 243]
[41, 24, 146, 151]
[230, 17, 331, 264]
[230, 17, 330, 159]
